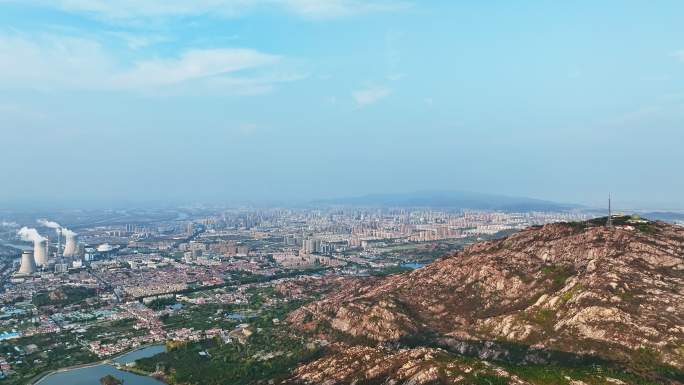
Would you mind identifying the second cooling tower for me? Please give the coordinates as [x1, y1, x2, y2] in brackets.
[63, 233, 78, 257]
[34, 239, 48, 267]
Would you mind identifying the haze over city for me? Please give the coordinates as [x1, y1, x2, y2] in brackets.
[1, 1, 683, 209]
[1, 2, 684, 385]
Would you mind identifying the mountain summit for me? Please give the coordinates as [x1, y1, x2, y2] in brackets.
[288, 216, 684, 384]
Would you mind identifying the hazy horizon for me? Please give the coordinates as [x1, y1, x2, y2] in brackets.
[1, 189, 681, 214]
[1, 1, 683, 210]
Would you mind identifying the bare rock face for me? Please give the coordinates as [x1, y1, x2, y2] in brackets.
[288, 218, 684, 378]
[288, 343, 535, 385]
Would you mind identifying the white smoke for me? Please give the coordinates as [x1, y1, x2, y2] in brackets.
[37, 219, 60, 228]
[61, 228, 77, 237]
[37, 219, 62, 234]
[37, 219, 76, 236]
[1, 221, 18, 227]
[18, 227, 46, 243]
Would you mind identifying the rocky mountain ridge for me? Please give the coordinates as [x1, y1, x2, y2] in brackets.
[287, 217, 684, 384]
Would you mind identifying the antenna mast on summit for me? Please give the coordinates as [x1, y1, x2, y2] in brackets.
[607, 193, 613, 228]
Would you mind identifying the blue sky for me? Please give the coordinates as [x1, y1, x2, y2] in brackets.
[0, 1, 683, 209]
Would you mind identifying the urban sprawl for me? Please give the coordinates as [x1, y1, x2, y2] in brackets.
[0, 208, 589, 382]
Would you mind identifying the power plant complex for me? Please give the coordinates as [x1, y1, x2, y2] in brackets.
[13, 221, 81, 276]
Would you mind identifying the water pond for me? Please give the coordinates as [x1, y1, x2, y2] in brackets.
[36, 345, 166, 385]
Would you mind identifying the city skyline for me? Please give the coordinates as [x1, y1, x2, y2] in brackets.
[1, 1, 683, 209]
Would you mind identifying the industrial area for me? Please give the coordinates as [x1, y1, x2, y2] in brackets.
[14, 221, 81, 277]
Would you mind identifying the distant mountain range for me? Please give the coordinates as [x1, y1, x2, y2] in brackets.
[313, 190, 580, 211]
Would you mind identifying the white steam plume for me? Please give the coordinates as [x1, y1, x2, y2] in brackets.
[37, 219, 62, 234]
[37, 219, 76, 236]
[18, 227, 46, 243]
[61, 228, 77, 237]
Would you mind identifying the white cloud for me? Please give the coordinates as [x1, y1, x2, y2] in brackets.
[108, 32, 168, 49]
[114, 48, 279, 88]
[0, 34, 114, 90]
[0, 33, 293, 93]
[674, 50, 684, 62]
[352, 85, 391, 106]
[12, 0, 409, 20]
[282, 0, 408, 18]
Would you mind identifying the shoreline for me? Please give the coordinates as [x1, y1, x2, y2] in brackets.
[29, 343, 165, 385]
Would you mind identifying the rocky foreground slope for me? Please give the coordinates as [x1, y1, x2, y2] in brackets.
[287, 217, 684, 384]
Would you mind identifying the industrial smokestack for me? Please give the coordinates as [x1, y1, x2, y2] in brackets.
[37, 219, 62, 256]
[37, 220, 77, 258]
[62, 229, 78, 257]
[18, 250, 36, 275]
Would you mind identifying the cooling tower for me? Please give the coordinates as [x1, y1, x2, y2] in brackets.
[34, 239, 48, 267]
[18, 250, 36, 275]
[63, 233, 78, 257]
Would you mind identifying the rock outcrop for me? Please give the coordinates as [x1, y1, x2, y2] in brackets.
[288, 217, 684, 383]
[289, 343, 536, 385]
